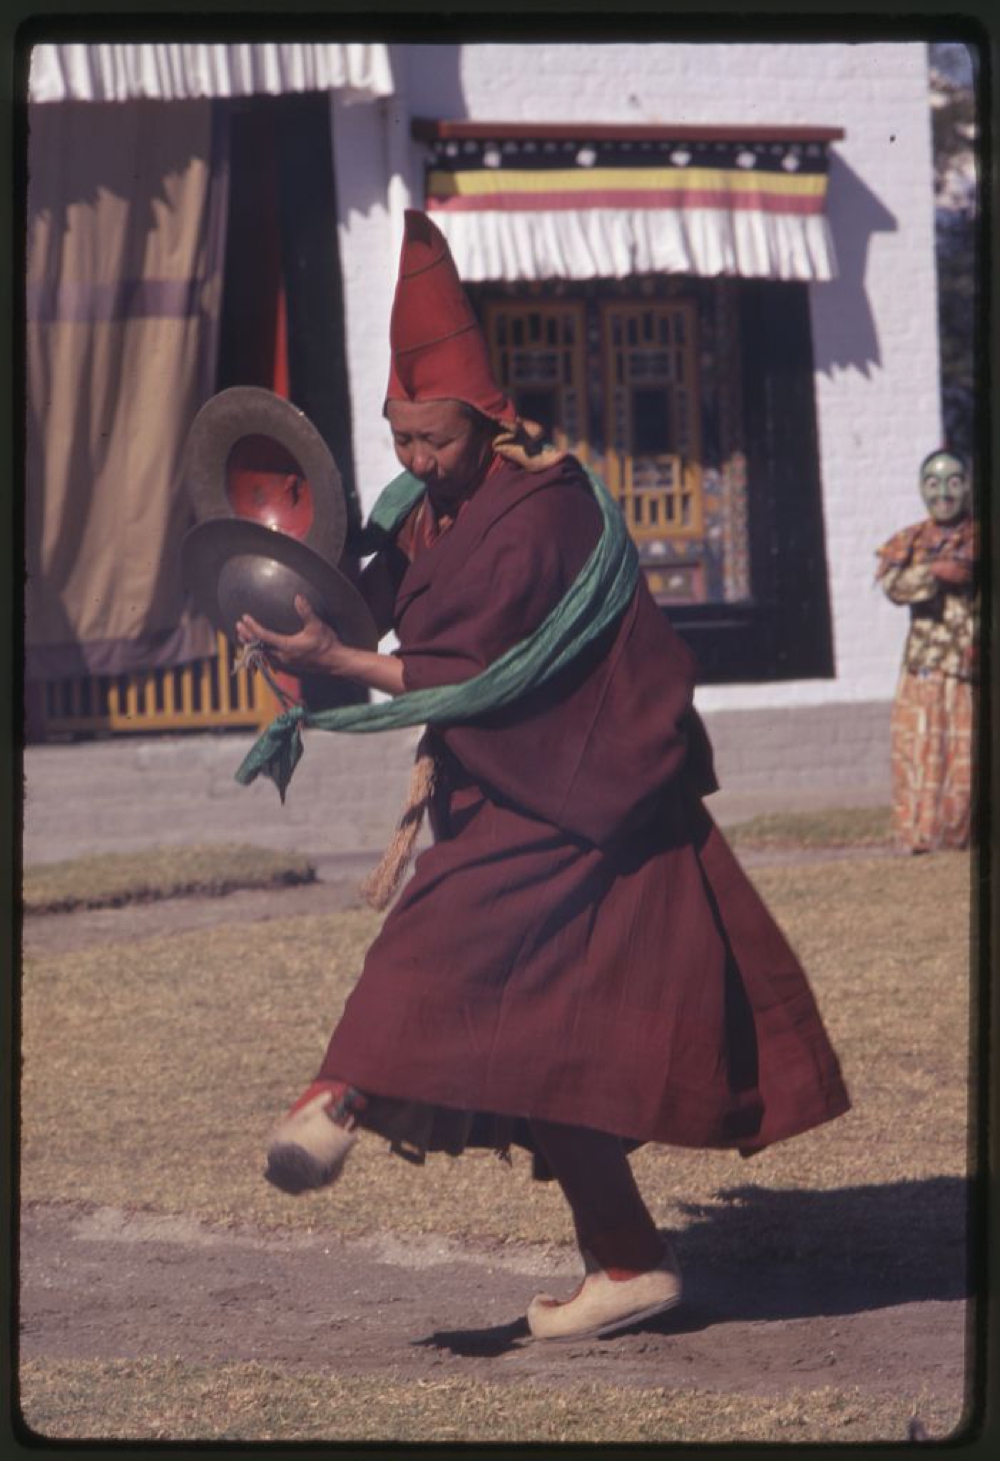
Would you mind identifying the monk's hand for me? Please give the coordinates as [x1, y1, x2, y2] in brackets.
[929, 559, 972, 587]
[236, 595, 347, 677]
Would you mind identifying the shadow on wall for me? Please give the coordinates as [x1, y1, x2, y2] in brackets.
[397, 42, 468, 124]
[396, 43, 468, 205]
[336, 44, 468, 219]
[25, 97, 212, 239]
[811, 154, 899, 377]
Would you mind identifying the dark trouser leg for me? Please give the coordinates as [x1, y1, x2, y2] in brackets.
[528, 1118, 664, 1279]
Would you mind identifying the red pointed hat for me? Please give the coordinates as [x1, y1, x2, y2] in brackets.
[385, 210, 516, 425]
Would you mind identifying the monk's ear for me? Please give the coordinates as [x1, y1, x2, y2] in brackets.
[455, 400, 496, 435]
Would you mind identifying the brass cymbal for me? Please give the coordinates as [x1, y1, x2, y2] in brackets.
[181, 516, 378, 650]
[183, 386, 348, 567]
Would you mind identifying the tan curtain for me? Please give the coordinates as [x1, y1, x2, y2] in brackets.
[25, 98, 228, 679]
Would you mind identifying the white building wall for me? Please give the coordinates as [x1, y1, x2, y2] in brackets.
[331, 42, 940, 721]
[329, 84, 409, 507]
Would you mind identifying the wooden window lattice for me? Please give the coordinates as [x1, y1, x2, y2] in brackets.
[601, 301, 704, 543]
[484, 300, 589, 462]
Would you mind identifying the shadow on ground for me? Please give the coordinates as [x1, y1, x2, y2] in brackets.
[675, 1175, 970, 1318]
[414, 1317, 531, 1358]
[416, 1175, 970, 1357]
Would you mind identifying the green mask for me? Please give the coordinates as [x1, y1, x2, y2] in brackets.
[920, 452, 970, 525]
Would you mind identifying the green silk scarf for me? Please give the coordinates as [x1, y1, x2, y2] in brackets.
[235, 463, 639, 801]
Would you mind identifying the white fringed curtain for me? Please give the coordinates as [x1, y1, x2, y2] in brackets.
[28, 42, 394, 104]
[433, 207, 837, 284]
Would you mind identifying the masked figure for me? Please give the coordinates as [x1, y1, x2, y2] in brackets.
[876, 450, 976, 853]
[238, 211, 850, 1342]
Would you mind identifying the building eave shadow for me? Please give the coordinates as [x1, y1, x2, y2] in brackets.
[811, 152, 900, 377]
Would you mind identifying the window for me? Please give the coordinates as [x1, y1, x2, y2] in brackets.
[481, 287, 730, 608]
[484, 300, 588, 460]
[601, 300, 705, 601]
[471, 276, 834, 683]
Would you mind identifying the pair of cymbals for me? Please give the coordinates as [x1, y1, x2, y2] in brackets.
[181, 387, 377, 650]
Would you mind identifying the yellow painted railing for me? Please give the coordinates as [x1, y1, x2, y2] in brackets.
[37, 633, 282, 737]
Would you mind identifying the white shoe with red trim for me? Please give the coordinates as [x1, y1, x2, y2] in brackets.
[527, 1249, 682, 1341]
[264, 1087, 359, 1195]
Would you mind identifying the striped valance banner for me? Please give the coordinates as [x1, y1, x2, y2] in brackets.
[427, 135, 832, 215]
[423, 134, 839, 283]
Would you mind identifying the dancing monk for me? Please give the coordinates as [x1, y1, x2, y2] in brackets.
[237, 211, 850, 1341]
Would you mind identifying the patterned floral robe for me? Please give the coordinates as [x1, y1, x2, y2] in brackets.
[876, 516, 976, 852]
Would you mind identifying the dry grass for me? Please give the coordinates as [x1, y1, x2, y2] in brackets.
[20, 852, 974, 1255]
[18, 850, 975, 1445]
[16, 1359, 967, 1445]
[22, 844, 316, 914]
[726, 805, 893, 849]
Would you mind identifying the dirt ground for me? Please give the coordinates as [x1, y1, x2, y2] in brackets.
[19, 1198, 967, 1407]
[17, 854, 972, 1442]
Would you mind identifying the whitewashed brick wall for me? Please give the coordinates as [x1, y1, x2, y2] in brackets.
[331, 42, 940, 722]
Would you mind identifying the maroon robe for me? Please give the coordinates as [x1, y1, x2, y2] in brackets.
[319, 454, 849, 1163]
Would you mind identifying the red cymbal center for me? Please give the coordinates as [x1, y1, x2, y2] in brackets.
[225, 434, 315, 539]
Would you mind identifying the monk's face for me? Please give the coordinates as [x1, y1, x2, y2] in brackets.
[920, 452, 969, 525]
[386, 399, 495, 509]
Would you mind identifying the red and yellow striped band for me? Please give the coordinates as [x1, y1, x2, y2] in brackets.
[426, 165, 829, 216]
